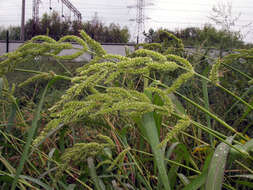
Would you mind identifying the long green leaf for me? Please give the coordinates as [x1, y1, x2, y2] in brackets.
[87, 157, 105, 190]
[180, 146, 212, 190]
[0, 173, 30, 190]
[67, 184, 76, 190]
[182, 171, 207, 190]
[11, 79, 55, 190]
[178, 173, 190, 186]
[243, 138, 253, 152]
[0, 154, 16, 174]
[230, 174, 253, 180]
[165, 142, 180, 159]
[228, 139, 253, 166]
[19, 175, 53, 190]
[205, 136, 234, 190]
[235, 180, 253, 189]
[167, 156, 182, 189]
[141, 112, 171, 190]
[168, 93, 186, 114]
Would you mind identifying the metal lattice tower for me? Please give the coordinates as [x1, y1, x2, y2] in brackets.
[32, 0, 82, 23]
[136, 0, 145, 43]
[60, 0, 82, 22]
[33, 0, 40, 24]
[128, 0, 153, 43]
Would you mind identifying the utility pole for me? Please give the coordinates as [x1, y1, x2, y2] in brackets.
[6, 30, 9, 53]
[21, 0, 25, 41]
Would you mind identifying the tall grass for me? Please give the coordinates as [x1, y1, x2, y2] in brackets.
[0, 31, 252, 189]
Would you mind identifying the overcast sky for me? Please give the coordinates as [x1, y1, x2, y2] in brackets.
[0, 0, 252, 42]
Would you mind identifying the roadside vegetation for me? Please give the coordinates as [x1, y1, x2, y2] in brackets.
[0, 29, 253, 190]
[0, 11, 130, 43]
[1, 10, 253, 50]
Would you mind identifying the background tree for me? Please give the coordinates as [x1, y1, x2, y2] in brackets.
[83, 13, 130, 43]
[209, 1, 241, 32]
[208, 1, 252, 50]
[144, 25, 246, 49]
[0, 26, 21, 40]
[0, 11, 130, 43]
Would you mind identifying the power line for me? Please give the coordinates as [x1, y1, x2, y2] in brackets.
[1, 1, 252, 42]
[1, 16, 251, 28]
[4, 2, 253, 9]
[4, 5, 253, 13]
[31, 0, 82, 23]
[1, 13, 252, 27]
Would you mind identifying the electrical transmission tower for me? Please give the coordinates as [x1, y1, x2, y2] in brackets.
[128, 0, 153, 43]
[33, 0, 40, 24]
[32, 0, 82, 24]
[61, 0, 82, 22]
[136, 0, 145, 43]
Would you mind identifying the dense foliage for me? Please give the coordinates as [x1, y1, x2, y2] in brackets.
[0, 30, 253, 190]
[144, 25, 252, 49]
[0, 11, 130, 43]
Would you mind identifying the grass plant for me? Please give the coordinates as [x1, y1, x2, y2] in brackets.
[0, 30, 253, 189]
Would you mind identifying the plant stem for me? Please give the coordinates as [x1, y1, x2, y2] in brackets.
[174, 91, 246, 140]
[54, 59, 73, 77]
[14, 68, 72, 81]
[193, 71, 253, 110]
[11, 80, 54, 190]
[222, 62, 252, 80]
[172, 66, 253, 111]
[131, 148, 201, 174]
[172, 113, 251, 160]
[202, 66, 213, 146]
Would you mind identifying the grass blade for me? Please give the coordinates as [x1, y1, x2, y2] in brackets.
[67, 184, 76, 190]
[0, 154, 15, 174]
[168, 93, 186, 114]
[87, 157, 105, 190]
[19, 175, 53, 190]
[182, 171, 207, 190]
[205, 136, 234, 190]
[235, 180, 253, 189]
[0, 172, 31, 190]
[230, 174, 253, 180]
[243, 139, 253, 152]
[165, 142, 180, 159]
[202, 66, 213, 145]
[175, 91, 245, 140]
[178, 173, 190, 186]
[141, 112, 171, 190]
[11, 79, 55, 190]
